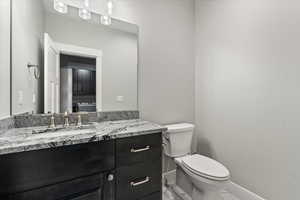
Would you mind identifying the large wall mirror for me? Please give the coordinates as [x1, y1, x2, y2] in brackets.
[11, 0, 138, 114]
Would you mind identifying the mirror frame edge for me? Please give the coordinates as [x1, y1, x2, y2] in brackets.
[9, 0, 12, 116]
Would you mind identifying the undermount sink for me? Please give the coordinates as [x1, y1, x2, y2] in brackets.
[31, 124, 96, 135]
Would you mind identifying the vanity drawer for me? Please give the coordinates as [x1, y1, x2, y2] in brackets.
[116, 133, 162, 166]
[116, 161, 162, 200]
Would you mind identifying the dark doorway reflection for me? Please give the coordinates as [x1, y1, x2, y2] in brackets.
[60, 54, 96, 113]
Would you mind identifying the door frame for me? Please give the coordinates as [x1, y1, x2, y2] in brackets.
[44, 33, 60, 114]
[55, 42, 103, 112]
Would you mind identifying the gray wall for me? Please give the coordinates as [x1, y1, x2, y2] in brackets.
[195, 0, 300, 199]
[12, 0, 44, 114]
[0, 0, 11, 119]
[113, 0, 195, 124]
[45, 13, 138, 111]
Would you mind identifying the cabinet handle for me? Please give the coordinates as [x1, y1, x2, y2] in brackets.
[107, 174, 114, 181]
[130, 176, 150, 187]
[130, 145, 150, 153]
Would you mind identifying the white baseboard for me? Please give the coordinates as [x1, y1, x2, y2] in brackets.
[227, 181, 266, 200]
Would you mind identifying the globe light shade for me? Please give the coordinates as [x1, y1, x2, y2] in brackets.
[101, 15, 112, 26]
[54, 0, 68, 14]
[79, 8, 92, 20]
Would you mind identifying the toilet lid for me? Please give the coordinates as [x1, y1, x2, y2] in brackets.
[181, 154, 230, 181]
[165, 123, 194, 133]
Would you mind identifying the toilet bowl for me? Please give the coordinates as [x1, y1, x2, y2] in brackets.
[175, 155, 230, 200]
[164, 123, 230, 200]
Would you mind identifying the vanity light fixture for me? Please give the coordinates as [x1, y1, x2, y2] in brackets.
[79, 0, 92, 20]
[53, 0, 115, 25]
[53, 0, 68, 14]
[100, 15, 112, 25]
[107, 0, 114, 15]
[100, 0, 114, 26]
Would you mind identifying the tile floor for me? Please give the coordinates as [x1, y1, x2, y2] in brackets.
[163, 185, 181, 200]
[163, 184, 190, 200]
[163, 185, 240, 200]
[162, 171, 240, 200]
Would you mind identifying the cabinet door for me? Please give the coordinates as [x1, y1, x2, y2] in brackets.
[139, 192, 162, 200]
[6, 174, 103, 200]
[102, 171, 116, 200]
[71, 190, 101, 200]
[0, 140, 115, 195]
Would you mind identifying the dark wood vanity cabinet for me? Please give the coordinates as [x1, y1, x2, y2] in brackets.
[0, 132, 162, 200]
[115, 133, 162, 200]
[0, 140, 115, 200]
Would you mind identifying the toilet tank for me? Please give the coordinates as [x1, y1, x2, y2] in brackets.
[163, 123, 195, 158]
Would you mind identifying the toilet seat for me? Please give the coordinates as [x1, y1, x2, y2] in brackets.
[181, 154, 230, 181]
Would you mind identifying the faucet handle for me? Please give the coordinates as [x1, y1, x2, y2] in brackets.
[77, 114, 82, 127]
[64, 111, 70, 127]
[50, 114, 56, 129]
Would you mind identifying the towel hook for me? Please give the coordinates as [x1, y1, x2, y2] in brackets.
[27, 63, 40, 79]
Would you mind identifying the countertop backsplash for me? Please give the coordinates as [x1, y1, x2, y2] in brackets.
[12, 110, 139, 128]
[0, 117, 15, 134]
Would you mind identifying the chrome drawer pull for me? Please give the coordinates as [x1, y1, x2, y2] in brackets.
[130, 145, 150, 153]
[130, 176, 150, 187]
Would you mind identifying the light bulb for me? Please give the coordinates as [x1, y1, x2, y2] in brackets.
[79, 0, 91, 20]
[107, 1, 113, 15]
[54, 0, 68, 14]
[101, 15, 112, 26]
[84, 0, 89, 7]
[79, 8, 91, 20]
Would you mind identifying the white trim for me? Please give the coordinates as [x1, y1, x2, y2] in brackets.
[53, 42, 103, 112]
[226, 181, 266, 200]
[44, 33, 60, 114]
[0, 115, 11, 120]
[56, 43, 102, 58]
[96, 56, 102, 112]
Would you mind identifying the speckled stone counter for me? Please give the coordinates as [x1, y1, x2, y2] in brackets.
[14, 111, 139, 128]
[0, 117, 14, 135]
[0, 120, 167, 155]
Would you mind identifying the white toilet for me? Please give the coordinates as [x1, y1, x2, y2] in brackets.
[164, 123, 230, 200]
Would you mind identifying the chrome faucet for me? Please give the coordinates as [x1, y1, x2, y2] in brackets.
[64, 111, 70, 127]
[50, 114, 56, 129]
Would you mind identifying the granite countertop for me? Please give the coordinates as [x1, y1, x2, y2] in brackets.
[0, 120, 167, 155]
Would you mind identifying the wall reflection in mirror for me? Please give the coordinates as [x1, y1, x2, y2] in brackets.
[12, 0, 138, 114]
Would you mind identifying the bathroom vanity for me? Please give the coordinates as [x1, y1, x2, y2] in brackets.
[0, 119, 166, 200]
[0, 0, 163, 199]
